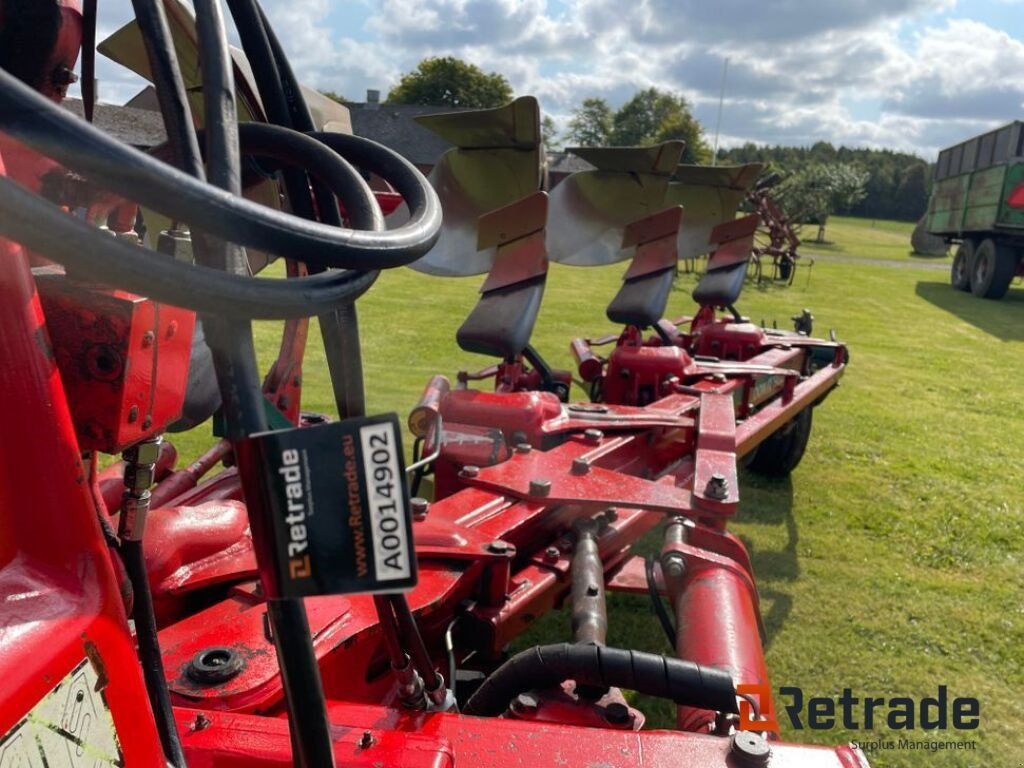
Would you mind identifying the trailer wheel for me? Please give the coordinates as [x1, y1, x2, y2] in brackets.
[951, 241, 972, 291]
[971, 238, 1016, 299]
[747, 408, 813, 478]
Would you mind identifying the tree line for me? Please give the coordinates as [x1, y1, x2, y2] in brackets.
[339, 56, 933, 223]
[718, 142, 932, 222]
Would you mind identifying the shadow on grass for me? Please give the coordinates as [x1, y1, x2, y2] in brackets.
[915, 280, 1024, 341]
[737, 471, 798, 648]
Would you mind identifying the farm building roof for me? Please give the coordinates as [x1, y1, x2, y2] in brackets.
[61, 97, 168, 148]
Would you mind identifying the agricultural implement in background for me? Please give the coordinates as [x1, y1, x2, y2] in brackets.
[0, 2, 863, 768]
[746, 173, 805, 285]
[926, 120, 1024, 299]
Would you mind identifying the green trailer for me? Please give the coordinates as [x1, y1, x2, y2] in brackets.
[925, 121, 1024, 299]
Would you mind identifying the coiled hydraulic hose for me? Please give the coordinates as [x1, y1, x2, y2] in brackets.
[0, 67, 440, 271]
[462, 643, 738, 718]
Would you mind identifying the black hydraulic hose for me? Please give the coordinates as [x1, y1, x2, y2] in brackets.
[222, 10, 435, 702]
[226, 7, 439, 709]
[224, 0, 340, 229]
[646, 555, 677, 647]
[266, 600, 335, 768]
[81, 0, 97, 122]
[224, 0, 376, 439]
[391, 596, 444, 696]
[462, 643, 738, 718]
[373, 596, 410, 669]
[0, 179, 379, 317]
[228, 123, 380, 232]
[192, 4, 335, 766]
[248, 2, 343, 232]
[128, 0, 205, 182]
[121, 540, 187, 768]
[0, 69, 441, 269]
[256, 3, 316, 131]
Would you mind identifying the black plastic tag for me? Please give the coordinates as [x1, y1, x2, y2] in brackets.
[237, 414, 417, 599]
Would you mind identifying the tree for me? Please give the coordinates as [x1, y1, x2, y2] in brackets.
[541, 115, 560, 151]
[610, 87, 710, 162]
[774, 163, 869, 242]
[564, 97, 613, 147]
[652, 111, 712, 165]
[386, 57, 513, 108]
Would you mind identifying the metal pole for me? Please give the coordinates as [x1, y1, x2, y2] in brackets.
[712, 57, 729, 166]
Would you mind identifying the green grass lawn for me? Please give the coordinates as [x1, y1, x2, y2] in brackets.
[171, 217, 1021, 767]
[799, 215, 950, 263]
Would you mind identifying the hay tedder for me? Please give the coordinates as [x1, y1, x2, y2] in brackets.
[0, 2, 863, 767]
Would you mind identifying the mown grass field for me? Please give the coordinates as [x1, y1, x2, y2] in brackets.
[803, 215, 949, 263]
[172, 217, 1022, 767]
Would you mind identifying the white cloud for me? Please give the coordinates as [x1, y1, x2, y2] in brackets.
[79, 0, 1024, 157]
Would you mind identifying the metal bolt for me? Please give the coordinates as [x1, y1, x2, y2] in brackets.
[604, 702, 632, 726]
[585, 584, 600, 597]
[191, 713, 211, 732]
[705, 473, 728, 500]
[411, 497, 429, 519]
[544, 546, 560, 562]
[127, 405, 139, 424]
[461, 465, 480, 479]
[141, 331, 155, 348]
[511, 692, 538, 715]
[487, 540, 511, 554]
[529, 478, 552, 497]
[583, 428, 603, 445]
[571, 457, 590, 475]
[515, 442, 532, 454]
[730, 731, 771, 766]
[166, 321, 178, 339]
[663, 553, 686, 579]
[358, 730, 375, 749]
[604, 508, 618, 523]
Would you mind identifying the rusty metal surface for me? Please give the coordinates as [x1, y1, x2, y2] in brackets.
[667, 163, 763, 261]
[547, 142, 684, 266]
[409, 97, 544, 276]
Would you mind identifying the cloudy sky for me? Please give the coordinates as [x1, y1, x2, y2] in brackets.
[88, 0, 1024, 159]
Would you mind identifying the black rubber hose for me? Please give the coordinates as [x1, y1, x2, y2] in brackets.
[229, 123, 380, 232]
[121, 540, 187, 768]
[81, 0, 97, 122]
[192, 5, 336, 767]
[0, 68, 441, 269]
[224, 0, 340, 229]
[224, 1, 377, 439]
[0, 120, 407, 318]
[0, 166, 379, 318]
[462, 643, 738, 717]
[646, 555, 677, 646]
[227, 10, 435, 714]
[128, 0, 205, 181]
[391, 596, 444, 695]
[192, 0, 266, 436]
[256, 3, 316, 132]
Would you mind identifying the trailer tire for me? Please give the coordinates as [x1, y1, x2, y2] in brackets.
[951, 241, 972, 291]
[747, 407, 813, 478]
[971, 238, 1015, 299]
